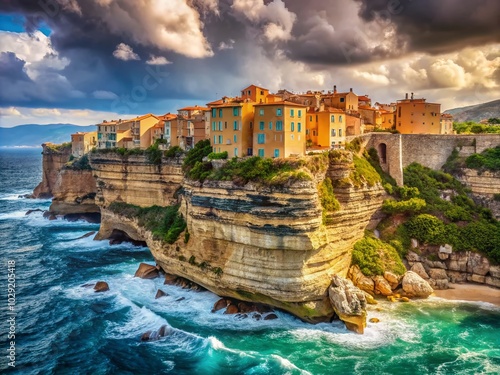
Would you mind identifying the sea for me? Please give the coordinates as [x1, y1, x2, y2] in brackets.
[0, 148, 499, 375]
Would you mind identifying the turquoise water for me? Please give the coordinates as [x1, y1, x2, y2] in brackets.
[1, 148, 499, 374]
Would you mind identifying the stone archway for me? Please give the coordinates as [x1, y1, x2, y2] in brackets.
[378, 143, 387, 164]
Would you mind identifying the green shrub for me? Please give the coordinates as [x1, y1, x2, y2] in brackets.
[465, 147, 500, 171]
[404, 214, 446, 245]
[345, 137, 362, 153]
[365, 148, 397, 187]
[494, 194, 500, 202]
[443, 205, 472, 222]
[352, 236, 406, 276]
[318, 178, 341, 224]
[145, 144, 162, 165]
[183, 139, 212, 173]
[382, 198, 426, 215]
[208, 151, 228, 160]
[164, 146, 183, 158]
[350, 154, 382, 187]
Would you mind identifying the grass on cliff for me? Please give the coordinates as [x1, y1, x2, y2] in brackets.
[465, 146, 500, 172]
[108, 202, 186, 244]
[46, 142, 72, 153]
[352, 235, 406, 276]
[318, 177, 340, 224]
[65, 154, 91, 170]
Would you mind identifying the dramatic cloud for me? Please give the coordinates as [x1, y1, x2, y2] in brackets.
[146, 56, 172, 65]
[113, 43, 140, 61]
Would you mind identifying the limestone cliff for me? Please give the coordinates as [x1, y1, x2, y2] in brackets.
[92, 152, 385, 323]
[33, 143, 99, 219]
[458, 169, 500, 220]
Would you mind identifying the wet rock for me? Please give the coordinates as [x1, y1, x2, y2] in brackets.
[328, 275, 367, 334]
[402, 271, 433, 298]
[94, 281, 109, 292]
[373, 276, 393, 296]
[252, 313, 262, 321]
[134, 263, 160, 279]
[76, 231, 96, 240]
[25, 209, 44, 215]
[369, 318, 380, 323]
[164, 273, 178, 285]
[158, 325, 171, 338]
[264, 313, 278, 320]
[348, 265, 375, 294]
[387, 295, 397, 302]
[155, 289, 168, 299]
[238, 302, 256, 313]
[212, 298, 228, 313]
[399, 297, 410, 303]
[224, 304, 239, 314]
[235, 313, 248, 320]
[255, 304, 273, 314]
[364, 292, 377, 305]
[141, 331, 153, 341]
[81, 283, 95, 288]
[383, 271, 401, 290]
[176, 297, 185, 302]
[410, 262, 429, 280]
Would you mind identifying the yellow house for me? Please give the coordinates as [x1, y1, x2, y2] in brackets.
[306, 107, 346, 149]
[240, 84, 269, 104]
[97, 119, 128, 149]
[161, 113, 178, 147]
[440, 114, 454, 134]
[126, 114, 160, 149]
[71, 131, 97, 157]
[324, 86, 359, 112]
[396, 94, 442, 134]
[252, 101, 307, 158]
[358, 106, 382, 127]
[208, 98, 255, 157]
[379, 110, 396, 131]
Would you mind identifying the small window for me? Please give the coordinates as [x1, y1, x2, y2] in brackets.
[274, 149, 280, 158]
[218, 121, 222, 131]
[313, 130, 317, 136]
[212, 108, 217, 118]
[259, 109, 264, 116]
[276, 121, 283, 131]
[219, 135, 223, 144]
[233, 107, 239, 116]
[259, 121, 265, 130]
[213, 135, 217, 144]
[219, 109, 223, 117]
[298, 123, 302, 132]
[290, 109, 295, 117]
[331, 129, 336, 137]
[340, 98, 345, 103]
[233, 121, 238, 130]
[225, 122, 227, 129]
[234, 147, 238, 157]
[339, 115, 343, 122]
[309, 115, 312, 122]
[247, 148, 253, 156]
[212, 122, 216, 131]
[306, 129, 309, 135]
[339, 129, 342, 137]
[234, 134, 237, 143]
[277, 108, 282, 116]
[257, 134, 265, 144]
[331, 115, 335, 123]
[291, 122, 295, 132]
[298, 110, 302, 117]
[258, 149, 265, 157]
[269, 121, 273, 130]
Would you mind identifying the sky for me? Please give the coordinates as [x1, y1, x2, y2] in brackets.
[0, 0, 499, 127]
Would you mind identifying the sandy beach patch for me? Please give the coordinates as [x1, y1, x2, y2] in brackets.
[433, 283, 500, 306]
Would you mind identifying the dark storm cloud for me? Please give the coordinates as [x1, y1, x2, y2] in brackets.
[355, 0, 500, 55]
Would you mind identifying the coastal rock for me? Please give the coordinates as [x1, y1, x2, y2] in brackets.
[134, 263, 160, 279]
[447, 252, 468, 272]
[467, 252, 490, 276]
[348, 265, 375, 294]
[164, 273, 178, 285]
[411, 239, 419, 249]
[425, 259, 447, 269]
[369, 318, 380, 323]
[25, 209, 44, 215]
[224, 305, 239, 314]
[485, 276, 500, 288]
[407, 251, 421, 263]
[212, 299, 228, 313]
[402, 271, 433, 298]
[76, 231, 96, 240]
[410, 262, 429, 280]
[489, 265, 500, 279]
[373, 276, 393, 296]
[428, 268, 448, 280]
[238, 302, 256, 313]
[467, 274, 485, 284]
[141, 325, 172, 342]
[264, 313, 278, 320]
[94, 281, 109, 292]
[383, 271, 401, 290]
[328, 275, 367, 334]
[447, 271, 468, 284]
[399, 297, 410, 302]
[155, 289, 168, 299]
[364, 292, 377, 305]
[429, 278, 449, 290]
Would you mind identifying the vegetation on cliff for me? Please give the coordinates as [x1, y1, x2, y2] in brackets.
[108, 202, 186, 244]
[352, 236, 406, 276]
[65, 154, 91, 170]
[318, 177, 341, 224]
[45, 142, 72, 153]
[453, 121, 500, 134]
[465, 146, 500, 172]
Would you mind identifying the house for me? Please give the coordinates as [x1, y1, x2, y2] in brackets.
[346, 113, 364, 136]
[97, 119, 128, 149]
[440, 114, 454, 134]
[358, 106, 382, 127]
[128, 114, 160, 149]
[396, 93, 442, 134]
[306, 106, 346, 149]
[150, 121, 165, 147]
[324, 86, 359, 112]
[160, 113, 178, 148]
[379, 110, 396, 131]
[240, 84, 270, 104]
[177, 106, 210, 150]
[71, 131, 97, 157]
[358, 95, 371, 107]
[252, 101, 307, 158]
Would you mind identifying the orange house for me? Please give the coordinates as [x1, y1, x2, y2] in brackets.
[396, 94, 442, 134]
[252, 101, 307, 158]
[306, 107, 346, 149]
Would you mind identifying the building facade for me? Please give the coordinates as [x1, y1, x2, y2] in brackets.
[396, 94, 442, 134]
[177, 106, 209, 150]
[71, 131, 97, 157]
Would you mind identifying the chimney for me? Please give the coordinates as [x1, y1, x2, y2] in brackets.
[333, 85, 337, 94]
[405, 93, 408, 100]
[350, 88, 353, 93]
[411, 92, 414, 99]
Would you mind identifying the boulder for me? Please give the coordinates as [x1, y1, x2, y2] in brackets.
[439, 244, 453, 254]
[447, 252, 468, 272]
[212, 298, 228, 313]
[411, 239, 419, 249]
[364, 292, 377, 305]
[253, 313, 262, 321]
[434, 279, 449, 289]
[140, 331, 153, 341]
[164, 273, 177, 285]
[425, 259, 447, 269]
[348, 265, 375, 294]
[383, 271, 401, 290]
[438, 252, 450, 261]
[447, 271, 467, 283]
[238, 302, 256, 313]
[264, 313, 278, 320]
[373, 276, 393, 296]
[94, 281, 109, 292]
[406, 251, 421, 264]
[369, 318, 380, 323]
[224, 305, 239, 314]
[428, 268, 448, 280]
[402, 271, 434, 298]
[399, 297, 410, 303]
[328, 275, 367, 334]
[485, 276, 500, 288]
[467, 252, 490, 276]
[489, 265, 500, 279]
[134, 263, 159, 279]
[141, 325, 172, 342]
[155, 289, 168, 299]
[410, 262, 429, 280]
[467, 274, 486, 284]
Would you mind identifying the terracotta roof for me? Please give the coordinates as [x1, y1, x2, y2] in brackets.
[209, 102, 244, 108]
[241, 84, 269, 92]
[253, 100, 308, 107]
[359, 105, 377, 111]
[358, 95, 370, 102]
[178, 105, 210, 111]
[441, 113, 453, 118]
[133, 113, 159, 121]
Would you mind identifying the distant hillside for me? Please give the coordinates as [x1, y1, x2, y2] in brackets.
[445, 99, 500, 122]
[0, 124, 95, 147]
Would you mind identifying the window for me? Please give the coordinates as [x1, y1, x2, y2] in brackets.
[339, 129, 342, 137]
[257, 133, 265, 144]
[340, 98, 345, 103]
[298, 123, 302, 132]
[277, 108, 282, 116]
[331, 129, 336, 137]
[331, 115, 335, 123]
[274, 149, 280, 158]
[309, 115, 312, 122]
[298, 110, 302, 117]
[306, 129, 309, 135]
[259, 109, 264, 116]
[219, 135, 223, 144]
[212, 108, 216, 118]
[233, 134, 237, 143]
[290, 109, 295, 117]
[313, 130, 317, 136]
[212, 121, 216, 131]
[234, 148, 238, 157]
[219, 109, 223, 117]
[276, 121, 283, 131]
[213, 135, 217, 144]
[165, 128, 170, 136]
[250, 122, 253, 129]
[233, 107, 239, 116]
[259, 121, 265, 130]
[247, 148, 253, 156]
[269, 121, 273, 130]
[258, 149, 265, 157]
[218, 121, 222, 131]
[291, 122, 295, 132]
[398, 107, 401, 117]
[233, 121, 238, 130]
[339, 115, 343, 122]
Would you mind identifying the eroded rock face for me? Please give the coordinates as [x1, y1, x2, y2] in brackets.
[373, 276, 393, 296]
[383, 271, 400, 290]
[410, 262, 429, 280]
[402, 271, 433, 298]
[328, 275, 367, 334]
[348, 265, 375, 295]
[134, 263, 160, 279]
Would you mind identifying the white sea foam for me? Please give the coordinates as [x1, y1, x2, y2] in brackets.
[0, 210, 28, 220]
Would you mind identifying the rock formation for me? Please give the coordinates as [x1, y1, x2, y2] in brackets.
[328, 275, 367, 334]
[401, 271, 434, 298]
